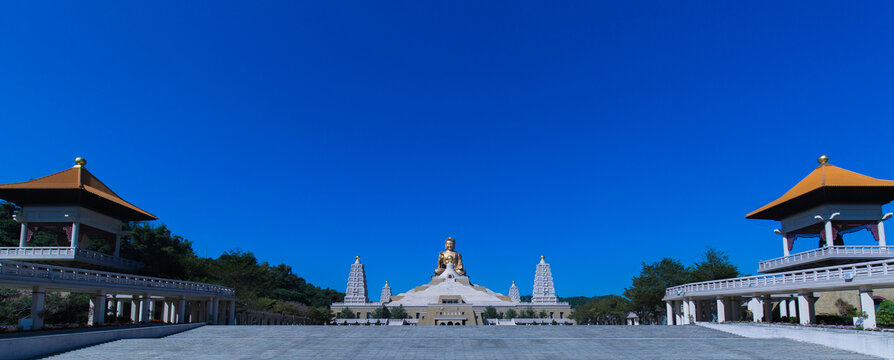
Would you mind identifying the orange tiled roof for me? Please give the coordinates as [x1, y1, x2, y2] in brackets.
[0, 165, 157, 221]
[746, 163, 894, 220]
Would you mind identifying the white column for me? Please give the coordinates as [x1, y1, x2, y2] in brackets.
[779, 298, 788, 318]
[750, 296, 762, 322]
[211, 298, 220, 324]
[681, 299, 690, 324]
[114, 234, 121, 257]
[130, 299, 139, 322]
[19, 222, 27, 247]
[797, 292, 815, 325]
[666, 301, 674, 325]
[688, 300, 697, 323]
[140, 296, 150, 323]
[859, 287, 877, 329]
[31, 286, 45, 330]
[788, 298, 797, 319]
[824, 220, 834, 247]
[163, 301, 171, 323]
[89, 294, 106, 326]
[879, 217, 888, 246]
[178, 299, 187, 324]
[716, 297, 726, 323]
[781, 235, 790, 256]
[228, 301, 236, 325]
[148, 299, 156, 321]
[71, 221, 80, 248]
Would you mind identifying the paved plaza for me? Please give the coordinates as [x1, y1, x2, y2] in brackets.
[47, 325, 877, 359]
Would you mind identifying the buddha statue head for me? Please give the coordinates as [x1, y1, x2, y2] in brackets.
[445, 237, 455, 250]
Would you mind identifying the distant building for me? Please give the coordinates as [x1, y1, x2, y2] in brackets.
[331, 237, 572, 325]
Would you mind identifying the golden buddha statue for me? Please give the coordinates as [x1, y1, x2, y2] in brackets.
[434, 237, 465, 276]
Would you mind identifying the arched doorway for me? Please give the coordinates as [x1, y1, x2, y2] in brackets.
[447, 321, 453, 325]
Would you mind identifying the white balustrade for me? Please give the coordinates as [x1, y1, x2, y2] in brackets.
[0, 247, 144, 270]
[758, 246, 894, 271]
[0, 260, 235, 297]
[666, 258, 894, 300]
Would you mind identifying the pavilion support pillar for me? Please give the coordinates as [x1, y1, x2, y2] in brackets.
[114, 233, 121, 257]
[879, 215, 890, 246]
[139, 296, 150, 323]
[681, 299, 690, 324]
[88, 293, 106, 326]
[228, 301, 236, 325]
[779, 298, 788, 318]
[781, 234, 790, 257]
[762, 295, 774, 323]
[859, 287, 877, 329]
[148, 299, 156, 321]
[716, 297, 727, 323]
[178, 298, 187, 324]
[18, 222, 27, 247]
[30, 286, 45, 330]
[71, 221, 80, 249]
[797, 292, 816, 325]
[666, 301, 674, 325]
[824, 219, 834, 247]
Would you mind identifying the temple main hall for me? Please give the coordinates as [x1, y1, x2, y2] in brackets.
[330, 237, 572, 325]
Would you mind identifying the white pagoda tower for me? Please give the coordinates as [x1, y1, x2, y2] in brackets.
[343, 256, 369, 304]
[531, 255, 558, 304]
[380, 281, 392, 303]
[508, 281, 521, 303]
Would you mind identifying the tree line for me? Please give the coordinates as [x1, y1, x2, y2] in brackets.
[0, 202, 344, 325]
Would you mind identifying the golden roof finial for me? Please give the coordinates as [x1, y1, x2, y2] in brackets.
[355, 255, 360, 260]
[541, 255, 545, 260]
[446, 237, 454, 241]
[74, 157, 86, 167]
[512, 280, 516, 285]
[385, 280, 389, 285]
[818, 154, 829, 164]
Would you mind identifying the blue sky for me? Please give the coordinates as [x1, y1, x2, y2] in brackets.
[1, 1, 894, 297]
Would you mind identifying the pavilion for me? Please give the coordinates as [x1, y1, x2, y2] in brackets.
[0, 158, 238, 329]
[664, 155, 894, 329]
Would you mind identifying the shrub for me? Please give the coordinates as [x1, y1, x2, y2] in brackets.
[816, 314, 851, 325]
[877, 300, 894, 327]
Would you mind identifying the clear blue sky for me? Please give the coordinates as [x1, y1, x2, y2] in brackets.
[1, 1, 893, 297]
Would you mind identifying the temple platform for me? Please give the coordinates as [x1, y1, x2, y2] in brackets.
[45, 325, 875, 359]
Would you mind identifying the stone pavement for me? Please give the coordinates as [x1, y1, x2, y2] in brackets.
[47, 325, 878, 359]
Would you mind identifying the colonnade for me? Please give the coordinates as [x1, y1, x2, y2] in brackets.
[665, 286, 880, 329]
[28, 286, 237, 330]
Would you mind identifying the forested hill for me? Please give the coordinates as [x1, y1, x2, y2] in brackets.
[0, 202, 343, 322]
[518, 295, 605, 309]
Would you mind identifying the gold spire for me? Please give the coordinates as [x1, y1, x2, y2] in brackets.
[74, 157, 86, 167]
[818, 154, 829, 164]
[540, 255, 545, 260]
[385, 281, 389, 285]
[512, 280, 515, 285]
[355, 255, 360, 260]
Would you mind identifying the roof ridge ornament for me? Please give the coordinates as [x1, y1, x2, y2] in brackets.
[818, 154, 829, 165]
[74, 157, 86, 168]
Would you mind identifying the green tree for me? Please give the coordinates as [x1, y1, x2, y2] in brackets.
[372, 306, 390, 319]
[390, 305, 408, 319]
[687, 247, 741, 283]
[521, 307, 536, 318]
[537, 310, 548, 319]
[338, 308, 356, 319]
[876, 300, 894, 326]
[305, 307, 334, 325]
[482, 306, 498, 319]
[624, 258, 687, 324]
[505, 309, 518, 319]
